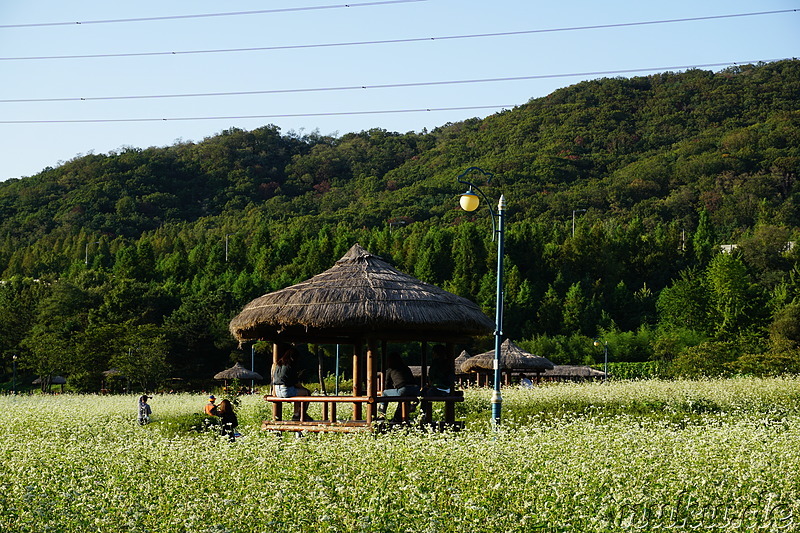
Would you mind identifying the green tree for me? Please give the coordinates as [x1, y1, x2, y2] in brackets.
[536, 285, 562, 335]
[562, 282, 587, 335]
[446, 223, 487, 299]
[111, 324, 171, 391]
[705, 252, 763, 336]
[692, 209, 716, 266]
[656, 269, 711, 334]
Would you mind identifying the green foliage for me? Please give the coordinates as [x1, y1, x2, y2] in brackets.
[599, 326, 657, 363]
[733, 337, 800, 376]
[109, 324, 171, 392]
[669, 340, 742, 378]
[519, 334, 596, 365]
[652, 327, 709, 361]
[602, 361, 672, 380]
[1, 61, 800, 382]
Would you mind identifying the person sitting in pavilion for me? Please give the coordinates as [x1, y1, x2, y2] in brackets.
[379, 352, 420, 423]
[425, 344, 455, 396]
[272, 348, 313, 421]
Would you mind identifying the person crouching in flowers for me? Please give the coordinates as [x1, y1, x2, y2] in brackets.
[216, 399, 238, 442]
[204, 395, 218, 416]
[138, 395, 152, 425]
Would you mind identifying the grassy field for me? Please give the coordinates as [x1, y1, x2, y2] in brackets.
[2, 377, 799, 532]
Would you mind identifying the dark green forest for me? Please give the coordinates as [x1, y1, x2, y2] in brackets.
[2, 59, 800, 391]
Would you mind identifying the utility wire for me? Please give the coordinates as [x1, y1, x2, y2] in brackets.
[1, 9, 796, 61]
[0, 0, 426, 29]
[0, 105, 515, 124]
[0, 59, 784, 104]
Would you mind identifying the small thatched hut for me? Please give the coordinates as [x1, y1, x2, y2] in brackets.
[543, 365, 606, 382]
[33, 375, 66, 392]
[229, 243, 494, 427]
[214, 362, 263, 392]
[461, 339, 555, 386]
[213, 362, 263, 382]
[454, 350, 472, 386]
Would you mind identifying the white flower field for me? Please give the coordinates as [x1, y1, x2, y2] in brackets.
[2, 377, 799, 532]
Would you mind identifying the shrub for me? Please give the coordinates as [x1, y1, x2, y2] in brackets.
[670, 340, 740, 377]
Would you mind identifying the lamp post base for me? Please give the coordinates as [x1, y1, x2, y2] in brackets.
[491, 390, 502, 426]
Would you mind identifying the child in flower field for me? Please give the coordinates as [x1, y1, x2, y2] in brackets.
[204, 395, 218, 416]
[137, 395, 152, 425]
[216, 399, 238, 441]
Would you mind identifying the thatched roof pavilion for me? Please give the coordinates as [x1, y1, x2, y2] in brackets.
[229, 243, 494, 427]
[543, 365, 606, 381]
[454, 350, 471, 371]
[214, 362, 263, 381]
[461, 339, 555, 373]
[32, 375, 66, 385]
[33, 375, 66, 393]
[230, 243, 494, 345]
[461, 339, 554, 386]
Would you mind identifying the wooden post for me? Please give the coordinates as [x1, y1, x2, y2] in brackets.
[366, 339, 378, 424]
[420, 341, 428, 389]
[445, 343, 456, 425]
[380, 340, 388, 393]
[352, 342, 363, 421]
[272, 343, 281, 421]
[401, 401, 410, 422]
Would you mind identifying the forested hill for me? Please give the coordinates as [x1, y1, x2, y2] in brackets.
[1, 59, 799, 389]
[2, 59, 798, 245]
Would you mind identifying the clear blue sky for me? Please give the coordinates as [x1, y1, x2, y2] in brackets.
[0, 0, 797, 181]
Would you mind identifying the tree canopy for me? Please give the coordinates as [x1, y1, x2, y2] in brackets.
[2, 60, 800, 388]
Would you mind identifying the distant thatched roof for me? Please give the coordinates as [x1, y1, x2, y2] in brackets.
[32, 375, 66, 385]
[409, 365, 427, 379]
[544, 365, 606, 378]
[454, 350, 471, 374]
[461, 339, 555, 373]
[229, 244, 494, 344]
[213, 362, 263, 381]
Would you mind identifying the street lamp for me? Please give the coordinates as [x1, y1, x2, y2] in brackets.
[12, 355, 17, 394]
[593, 339, 608, 381]
[457, 166, 506, 425]
[572, 209, 587, 237]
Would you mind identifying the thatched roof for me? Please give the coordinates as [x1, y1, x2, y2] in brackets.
[544, 365, 606, 378]
[229, 244, 494, 344]
[213, 362, 263, 381]
[409, 365, 427, 379]
[461, 339, 555, 373]
[454, 350, 471, 374]
[32, 375, 67, 385]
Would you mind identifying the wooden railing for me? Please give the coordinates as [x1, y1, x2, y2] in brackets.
[261, 392, 464, 432]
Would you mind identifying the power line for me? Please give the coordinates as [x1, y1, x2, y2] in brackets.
[0, 0, 426, 29]
[0, 59, 784, 104]
[1, 9, 796, 61]
[0, 105, 515, 124]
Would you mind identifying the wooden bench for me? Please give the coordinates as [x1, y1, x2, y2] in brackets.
[262, 393, 464, 432]
[263, 395, 372, 424]
[377, 393, 464, 426]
